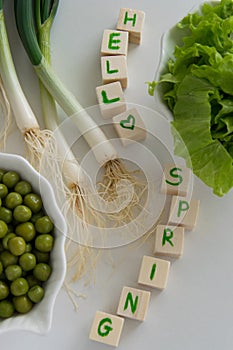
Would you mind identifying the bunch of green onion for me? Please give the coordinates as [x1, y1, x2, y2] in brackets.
[13, 0, 146, 228]
[34, 0, 105, 288]
[0, 0, 148, 298]
[0, 0, 103, 291]
[0, 0, 56, 167]
[0, 0, 147, 289]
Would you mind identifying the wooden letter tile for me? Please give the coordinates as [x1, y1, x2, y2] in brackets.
[89, 311, 124, 347]
[101, 29, 129, 56]
[168, 196, 200, 231]
[112, 107, 146, 146]
[117, 8, 145, 44]
[101, 55, 128, 89]
[154, 224, 184, 258]
[96, 81, 126, 119]
[138, 255, 170, 290]
[117, 286, 150, 321]
[161, 164, 191, 197]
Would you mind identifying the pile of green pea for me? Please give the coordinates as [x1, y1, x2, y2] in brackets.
[0, 169, 54, 319]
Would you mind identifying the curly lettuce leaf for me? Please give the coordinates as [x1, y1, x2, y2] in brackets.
[150, 0, 233, 196]
[192, 54, 233, 94]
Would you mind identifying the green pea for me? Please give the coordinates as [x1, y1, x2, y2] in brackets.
[28, 285, 44, 303]
[35, 215, 54, 234]
[15, 222, 35, 242]
[33, 249, 50, 263]
[5, 265, 22, 281]
[35, 234, 54, 253]
[0, 169, 55, 317]
[0, 300, 15, 318]
[30, 211, 44, 224]
[0, 251, 18, 267]
[10, 277, 29, 296]
[2, 171, 20, 188]
[2, 232, 16, 250]
[0, 184, 8, 198]
[0, 206, 13, 224]
[0, 280, 9, 300]
[5, 192, 23, 210]
[24, 193, 42, 213]
[25, 243, 32, 253]
[19, 253, 36, 271]
[0, 220, 8, 238]
[8, 237, 26, 256]
[0, 169, 6, 182]
[33, 263, 51, 282]
[26, 275, 41, 288]
[13, 205, 32, 222]
[13, 295, 32, 314]
[14, 180, 32, 196]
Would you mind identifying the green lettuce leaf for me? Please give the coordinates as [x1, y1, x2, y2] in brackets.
[150, 0, 233, 196]
[171, 74, 233, 196]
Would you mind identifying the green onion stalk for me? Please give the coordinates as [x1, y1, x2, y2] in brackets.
[0, 74, 12, 151]
[14, 0, 146, 228]
[35, 0, 104, 287]
[0, 0, 56, 169]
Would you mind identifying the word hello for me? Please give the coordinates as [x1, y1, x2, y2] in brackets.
[89, 164, 200, 347]
[96, 8, 146, 146]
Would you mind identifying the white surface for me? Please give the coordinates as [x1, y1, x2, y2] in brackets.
[1, 0, 233, 349]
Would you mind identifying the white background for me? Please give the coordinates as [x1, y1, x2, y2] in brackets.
[1, 0, 233, 349]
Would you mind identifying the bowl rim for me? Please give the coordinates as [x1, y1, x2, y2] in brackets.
[0, 152, 67, 334]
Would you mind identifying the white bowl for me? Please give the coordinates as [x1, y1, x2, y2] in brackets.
[154, 1, 218, 117]
[0, 152, 67, 334]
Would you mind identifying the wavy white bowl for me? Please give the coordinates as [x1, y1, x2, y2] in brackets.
[154, 1, 217, 117]
[0, 152, 67, 334]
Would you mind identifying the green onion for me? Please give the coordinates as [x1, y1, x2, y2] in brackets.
[0, 2, 55, 169]
[34, 0, 108, 223]
[35, 0, 104, 289]
[0, 4, 39, 133]
[14, 0, 146, 227]
[14, 0, 117, 166]
[34, 0, 86, 189]
[0, 75, 12, 151]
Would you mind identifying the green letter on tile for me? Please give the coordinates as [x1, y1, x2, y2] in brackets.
[124, 292, 138, 314]
[97, 317, 113, 337]
[106, 60, 119, 74]
[177, 200, 189, 217]
[108, 32, 121, 50]
[150, 263, 157, 280]
[124, 11, 137, 26]
[162, 228, 174, 247]
[101, 90, 120, 104]
[166, 167, 183, 186]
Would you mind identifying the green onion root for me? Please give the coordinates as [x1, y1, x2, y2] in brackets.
[98, 159, 147, 226]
